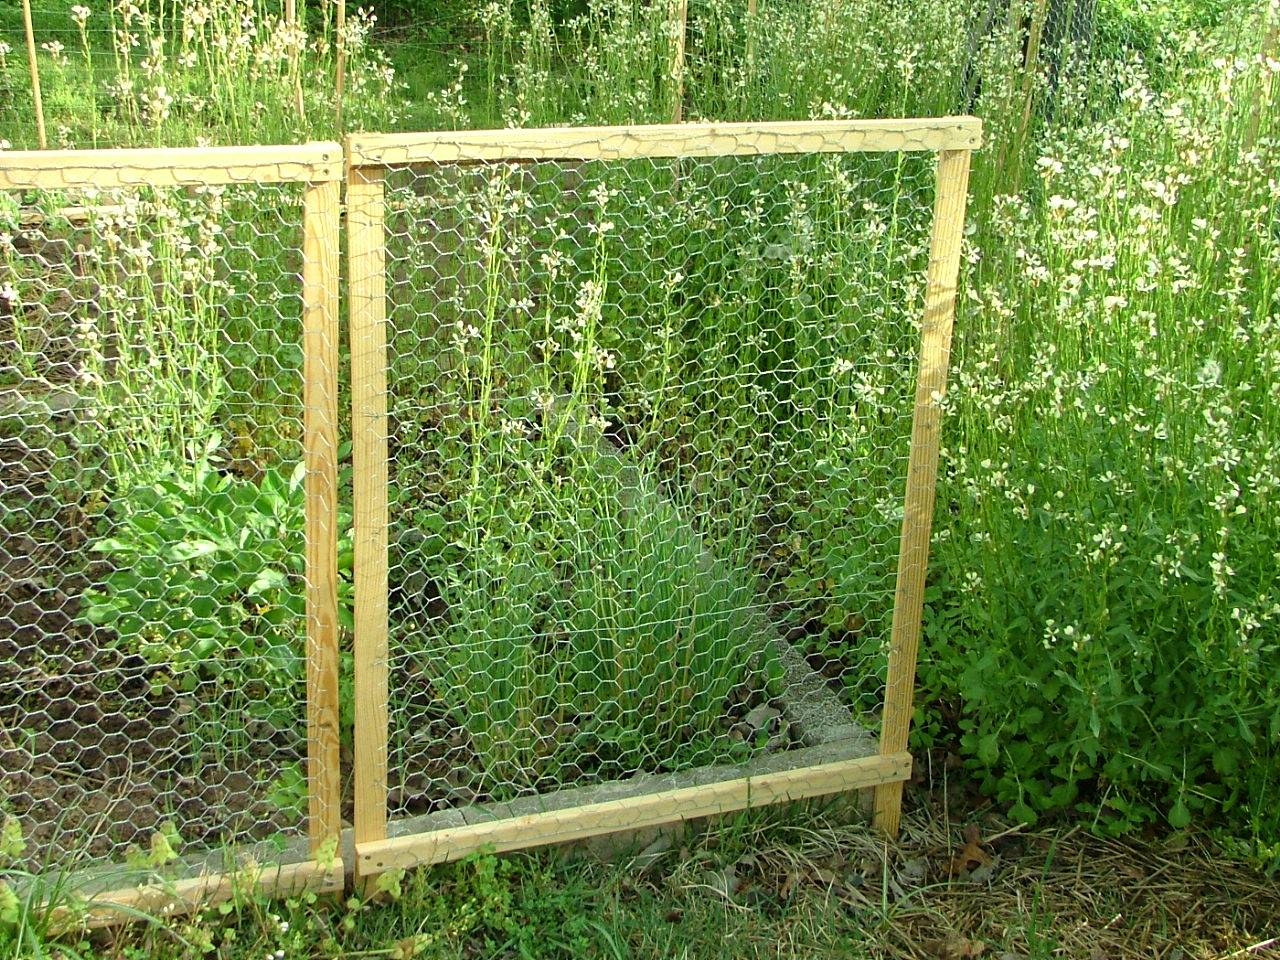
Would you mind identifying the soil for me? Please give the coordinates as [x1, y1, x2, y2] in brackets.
[0, 528, 301, 870]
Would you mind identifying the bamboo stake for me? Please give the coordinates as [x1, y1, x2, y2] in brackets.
[335, 0, 347, 135]
[1245, 21, 1279, 150]
[669, 0, 688, 123]
[1018, 0, 1051, 137]
[287, 0, 306, 123]
[302, 177, 342, 857]
[873, 148, 973, 837]
[21, 0, 47, 150]
[348, 160, 389, 879]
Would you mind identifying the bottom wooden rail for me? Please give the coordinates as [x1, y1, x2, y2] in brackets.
[51, 857, 344, 932]
[357, 751, 912, 877]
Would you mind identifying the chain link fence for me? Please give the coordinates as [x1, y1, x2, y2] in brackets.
[0, 145, 342, 915]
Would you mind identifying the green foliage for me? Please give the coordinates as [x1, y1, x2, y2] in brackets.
[398, 437, 782, 795]
[83, 443, 354, 724]
[919, 20, 1280, 844]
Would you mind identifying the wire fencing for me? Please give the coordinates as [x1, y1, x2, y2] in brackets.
[0, 144, 343, 916]
[0, 119, 978, 916]
[346, 119, 978, 877]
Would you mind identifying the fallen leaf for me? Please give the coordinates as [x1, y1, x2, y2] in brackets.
[779, 870, 800, 900]
[810, 866, 839, 886]
[899, 856, 928, 885]
[948, 823, 994, 876]
[389, 935, 427, 960]
[705, 864, 738, 901]
[924, 933, 987, 959]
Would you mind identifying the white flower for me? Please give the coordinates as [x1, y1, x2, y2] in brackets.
[1197, 359, 1222, 387]
[71, 5, 91, 24]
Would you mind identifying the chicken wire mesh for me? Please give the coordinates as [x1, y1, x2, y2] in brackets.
[370, 140, 940, 827]
[0, 169, 334, 878]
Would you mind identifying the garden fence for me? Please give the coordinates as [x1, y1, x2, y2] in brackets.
[345, 118, 979, 883]
[0, 116, 979, 920]
[0, 144, 345, 921]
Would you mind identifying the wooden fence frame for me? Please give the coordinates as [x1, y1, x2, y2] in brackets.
[0, 142, 346, 924]
[345, 117, 981, 882]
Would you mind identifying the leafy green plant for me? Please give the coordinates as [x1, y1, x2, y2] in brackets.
[394, 428, 783, 796]
[83, 440, 354, 728]
[919, 18, 1280, 843]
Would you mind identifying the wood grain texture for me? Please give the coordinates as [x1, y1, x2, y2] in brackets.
[302, 179, 342, 855]
[54, 859, 344, 932]
[0, 142, 343, 190]
[347, 117, 983, 165]
[358, 753, 912, 876]
[347, 160, 390, 869]
[873, 149, 973, 837]
[21, 0, 46, 150]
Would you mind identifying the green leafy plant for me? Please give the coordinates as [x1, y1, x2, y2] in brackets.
[83, 440, 354, 726]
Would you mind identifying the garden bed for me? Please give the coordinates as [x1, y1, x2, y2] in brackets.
[0, 193, 315, 873]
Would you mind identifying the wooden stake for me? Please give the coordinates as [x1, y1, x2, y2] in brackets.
[286, 0, 305, 122]
[302, 178, 342, 857]
[21, 0, 47, 149]
[335, 0, 347, 135]
[1018, 0, 1051, 136]
[873, 148, 973, 837]
[746, 0, 758, 77]
[347, 160, 389, 876]
[669, 0, 688, 123]
[1245, 21, 1279, 150]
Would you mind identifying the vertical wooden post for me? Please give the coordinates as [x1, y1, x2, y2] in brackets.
[287, 0, 306, 123]
[21, 0, 47, 150]
[873, 148, 973, 837]
[669, 0, 687, 123]
[1018, 0, 1051, 136]
[348, 157, 389, 873]
[335, 0, 347, 135]
[746, 0, 758, 77]
[302, 175, 343, 858]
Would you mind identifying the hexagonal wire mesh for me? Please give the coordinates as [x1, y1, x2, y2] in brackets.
[347, 120, 978, 875]
[0, 146, 343, 908]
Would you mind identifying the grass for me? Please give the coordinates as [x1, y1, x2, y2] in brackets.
[5, 796, 1278, 959]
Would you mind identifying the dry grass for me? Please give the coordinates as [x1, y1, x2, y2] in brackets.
[647, 800, 1280, 960]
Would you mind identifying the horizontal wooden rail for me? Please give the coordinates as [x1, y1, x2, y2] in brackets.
[53, 858, 344, 932]
[356, 751, 912, 876]
[347, 118, 982, 166]
[0, 142, 343, 190]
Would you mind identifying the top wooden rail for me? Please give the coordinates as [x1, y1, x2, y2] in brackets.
[0, 142, 344, 191]
[347, 118, 983, 166]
